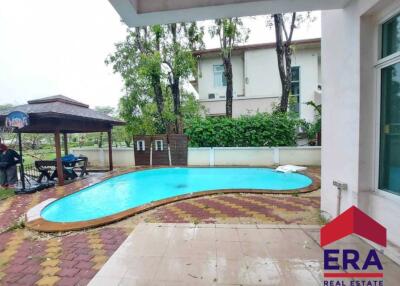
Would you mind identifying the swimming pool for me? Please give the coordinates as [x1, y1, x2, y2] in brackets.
[40, 167, 313, 225]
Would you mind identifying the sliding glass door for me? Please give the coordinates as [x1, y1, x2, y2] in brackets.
[378, 13, 400, 195]
[379, 63, 400, 194]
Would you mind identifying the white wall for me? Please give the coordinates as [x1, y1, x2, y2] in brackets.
[244, 49, 282, 98]
[291, 48, 321, 122]
[72, 148, 135, 168]
[198, 55, 244, 100]
[322, 0, 400, 246]
[200, 96, 279, 117]
[72, 146, 321, 167]
[198, 46, 321, 121]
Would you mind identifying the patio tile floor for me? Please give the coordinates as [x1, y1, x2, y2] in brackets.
[0, 167, 323, 285]
[89, 223, 400, 286]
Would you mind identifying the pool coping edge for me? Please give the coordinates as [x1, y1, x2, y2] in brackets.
[26, 166, 320, 233]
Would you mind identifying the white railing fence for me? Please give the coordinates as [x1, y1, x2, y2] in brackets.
[72, 146, 320, 168]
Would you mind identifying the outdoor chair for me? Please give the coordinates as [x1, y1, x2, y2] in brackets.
[35, 160, 77, 182]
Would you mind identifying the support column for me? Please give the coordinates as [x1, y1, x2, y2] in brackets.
[63, 133, 68, 155]
[18, 132, 26, 190]
[107, 130, 113, 171]
[54, 131, 64, 186]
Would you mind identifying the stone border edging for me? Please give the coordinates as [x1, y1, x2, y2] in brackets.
[26, 166, 320, 233]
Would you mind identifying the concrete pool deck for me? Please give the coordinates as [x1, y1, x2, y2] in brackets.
[89, 223, 400, 286]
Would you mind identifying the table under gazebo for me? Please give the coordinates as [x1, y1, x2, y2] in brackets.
[0, 95, 124, 190]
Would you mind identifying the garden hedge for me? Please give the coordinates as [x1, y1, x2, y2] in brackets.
[184, 113, 298, 147]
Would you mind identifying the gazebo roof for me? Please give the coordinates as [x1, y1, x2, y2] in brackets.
[0, 95, 125, 133]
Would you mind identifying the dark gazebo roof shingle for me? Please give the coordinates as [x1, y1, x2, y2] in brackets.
[0, 95, 124, 133]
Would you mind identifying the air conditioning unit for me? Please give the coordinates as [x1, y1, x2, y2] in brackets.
[208, 93, 215, 99]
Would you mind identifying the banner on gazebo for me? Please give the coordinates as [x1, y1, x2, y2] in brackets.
[5, 111, 29, 129]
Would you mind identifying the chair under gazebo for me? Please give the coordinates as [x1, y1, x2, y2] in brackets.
[0, 95, 124, 190]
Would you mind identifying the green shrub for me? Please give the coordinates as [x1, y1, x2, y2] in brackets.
[184, 113, 298, 147]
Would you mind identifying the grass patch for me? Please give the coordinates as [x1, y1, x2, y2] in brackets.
[5, 217, 25, 232]
[0, 187, 15, 200]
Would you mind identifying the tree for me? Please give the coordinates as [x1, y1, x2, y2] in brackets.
[209, 18, 249, 117]
[0, 104, 13, 112]
[162, 23, 204, 133]
[94, 106, 115, 148]
[268, 13, 315, 112]
[112, 126, 132, 147]
[106, 23, 203, 134]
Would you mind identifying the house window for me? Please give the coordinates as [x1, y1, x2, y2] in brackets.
[208, 93, 215, 99]
[155, 140, 164, 151]
[378, 13, 400, 195]
[213, 65, 227, 87]
[290, 66, 300, 114]
[136, 140, 145, 151]
[381, 13, 400, 58]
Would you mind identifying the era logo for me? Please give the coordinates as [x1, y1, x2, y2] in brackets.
[324, 249, 383, 271]
[320, 206, 386, 280]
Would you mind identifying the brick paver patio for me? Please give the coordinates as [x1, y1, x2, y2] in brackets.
[0, 168, 321, 285]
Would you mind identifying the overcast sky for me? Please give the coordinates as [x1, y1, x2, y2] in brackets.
[0, 1, 321, 109]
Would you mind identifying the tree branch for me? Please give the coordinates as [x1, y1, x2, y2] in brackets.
[288, 12, 296, 43]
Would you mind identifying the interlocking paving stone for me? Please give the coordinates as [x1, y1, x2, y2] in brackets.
[0, 167, 321, 285]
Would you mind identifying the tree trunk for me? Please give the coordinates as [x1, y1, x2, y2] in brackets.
[171, 78, 183, 134]
[152, 76, 166, 131]
[283, 41, 293, 112]
[98, 132, 103, 148]
[223, 56, 233, 117]
[273, 14, 294, 113]
[169, 23, 183, 134]
[152, 28, 166, 132]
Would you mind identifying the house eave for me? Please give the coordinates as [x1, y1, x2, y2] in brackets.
[109, 0, 353, 27]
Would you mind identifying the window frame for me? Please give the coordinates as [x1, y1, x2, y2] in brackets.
[213, 64, 227, 88]
[290, 66, 301, 115]
[374, 9, 400, 196]
[380, 12, 400, 59]
[154, 139, 164, 151]
[136, 140, 145, 151]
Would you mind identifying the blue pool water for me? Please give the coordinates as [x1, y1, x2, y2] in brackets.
[41, 167, 312, 223]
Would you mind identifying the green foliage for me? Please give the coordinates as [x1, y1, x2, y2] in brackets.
[298, 101, 321, 144]
[119, 89, 204, 136]
[0, 104, 13, 112]
[94, 106, 116, 117]
[209, 17, 249, 117]
[0, 187, 15, 201]
[5, 217, 25, 232]
[112, 126, 132, 147]
[184, 113, 298, 147]
[209, 18, 249, 57]
[106, 23, 204, 134]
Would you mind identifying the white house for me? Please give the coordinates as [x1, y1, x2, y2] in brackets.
[192, 39, 321, 121]
[110, 0, 400, 249]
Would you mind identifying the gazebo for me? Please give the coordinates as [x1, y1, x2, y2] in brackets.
[0, 95, 124, 187]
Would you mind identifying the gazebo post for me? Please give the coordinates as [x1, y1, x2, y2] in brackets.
[54, 131, 64, 186]
[17, 131, 26, 190]
[107, 129, 113, 171]
[63, 133, 68, 155]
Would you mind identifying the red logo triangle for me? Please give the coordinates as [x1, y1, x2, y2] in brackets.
[320, 206, 386, 247]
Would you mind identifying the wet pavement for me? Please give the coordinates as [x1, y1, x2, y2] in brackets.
[89, 223, 400, 286]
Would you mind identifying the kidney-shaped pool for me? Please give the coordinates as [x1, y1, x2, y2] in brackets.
[40, 167, 313, 224]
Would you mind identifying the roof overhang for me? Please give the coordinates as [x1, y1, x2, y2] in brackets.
[109, 0, 352, 27]
[194, 38, 321, 57]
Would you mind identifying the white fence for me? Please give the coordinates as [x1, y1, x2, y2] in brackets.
[72, 146, 320, 168]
